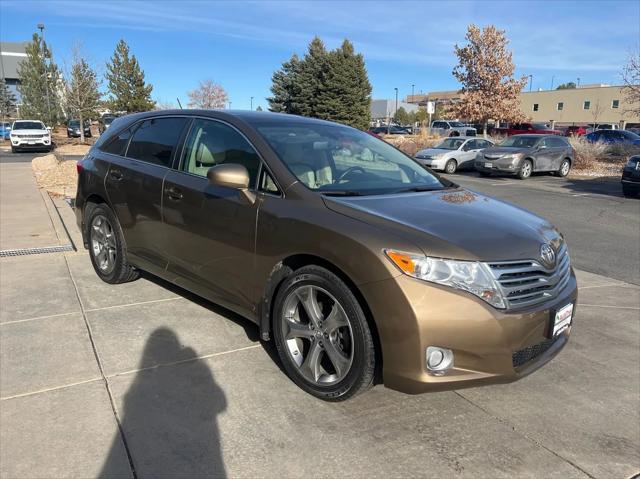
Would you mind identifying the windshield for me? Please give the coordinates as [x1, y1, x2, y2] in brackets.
[68, 120, 80, 127]
[532, 123, 549, 130]
[435, 138, 465, 150]
[256, 122, 449, 195]
[499, 136, 540, 148]
[13, 121, 45, 130]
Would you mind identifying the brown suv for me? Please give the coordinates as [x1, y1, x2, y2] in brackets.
[75, 110, 577, 401]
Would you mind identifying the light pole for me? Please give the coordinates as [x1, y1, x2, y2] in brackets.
[228, 101, 232, 109]
[528, 75, 533, 92]
[411, 84, 415, 101]
[577, 77, 580, 87]
[394, 87, 398, 117]
[37, 23, 52, 127]
[550, 75, 555, 90]
[250, 96, 254, 111]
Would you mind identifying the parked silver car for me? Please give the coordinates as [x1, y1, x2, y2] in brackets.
[415, 137, 494, 173]
[475, 135, 574, 180]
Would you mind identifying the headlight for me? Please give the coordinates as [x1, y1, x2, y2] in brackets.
[501, 153, 520, 160]
[385, 250, 506, 309]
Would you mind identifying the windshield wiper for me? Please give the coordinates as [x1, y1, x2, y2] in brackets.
[320, 190, 363, 196]
[394, 185, 451, 193]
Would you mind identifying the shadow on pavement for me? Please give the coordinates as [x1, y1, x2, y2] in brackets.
[561, 176, 626, 197]
[98, 328, 228, 479]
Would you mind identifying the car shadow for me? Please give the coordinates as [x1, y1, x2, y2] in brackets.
[560, 176, 626, 198]
[98, 327, 228, 479]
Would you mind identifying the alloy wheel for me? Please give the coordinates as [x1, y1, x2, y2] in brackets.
[521, 161, 532, 178]
[281, 285, 354, 385]
[90, 215, 117, 274]
[561, 161, 570, 176]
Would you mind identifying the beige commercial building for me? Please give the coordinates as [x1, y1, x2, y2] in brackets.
[408, 85, 639, 127]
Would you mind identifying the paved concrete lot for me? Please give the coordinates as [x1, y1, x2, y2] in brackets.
[1, 153, 639, 478]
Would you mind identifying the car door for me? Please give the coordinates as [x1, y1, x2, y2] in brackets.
[547, 137, 569, 170]
[103, 117, 189, 271]
[458, 139, 477, 167]
[533, 137, 558, 171]
[161, 118, 262, 315]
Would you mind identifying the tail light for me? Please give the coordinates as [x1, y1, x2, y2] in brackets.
[76, 158, 86, 175]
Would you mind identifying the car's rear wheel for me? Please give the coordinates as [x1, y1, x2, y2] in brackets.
[517, 159, 533, 180]
[273, 266, 375, 401]
[556, 159, 571, 177]
[444, 159, 458, 174]
[87, 204, 139, 284]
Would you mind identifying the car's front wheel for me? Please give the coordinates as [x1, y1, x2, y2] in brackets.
[517, 159, 533, 180]
[273, 266, 375, 401]
[444, 159, 458, 174]
[86, 204, 139, 284]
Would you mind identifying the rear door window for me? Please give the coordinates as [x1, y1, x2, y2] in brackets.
[102, 126, 135, 156]
[126, 117, 189, 167]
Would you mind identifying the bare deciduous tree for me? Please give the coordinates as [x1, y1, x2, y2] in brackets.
[63, 44, 101, 143]
[621, 50, 640, 117]
[452, 25, 528, 136]
[590, 100, 604, 128]
[187, 80, 228, 109]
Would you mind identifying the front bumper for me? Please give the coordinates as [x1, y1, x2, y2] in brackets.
[475, 157, 521, 174]
[416, 158, 446, 170]
[361, 269, 577, 394]
[11, 138, 51, 150]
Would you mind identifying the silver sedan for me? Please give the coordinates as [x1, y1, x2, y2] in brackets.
[415, 137, 495, 174]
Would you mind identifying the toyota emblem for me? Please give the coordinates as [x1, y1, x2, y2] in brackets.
[540, 243, 556, 269]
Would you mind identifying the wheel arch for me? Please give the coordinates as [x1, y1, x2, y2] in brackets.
[259, 253, 383, 380]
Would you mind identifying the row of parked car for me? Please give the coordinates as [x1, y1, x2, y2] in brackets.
[413, 133, 640, 197]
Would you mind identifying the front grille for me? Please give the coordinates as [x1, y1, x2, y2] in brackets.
[16, 134, 44, 139]
[512, 337, 558, 368]
[484, 154, 502, 160]
[488, 243, 571, 309]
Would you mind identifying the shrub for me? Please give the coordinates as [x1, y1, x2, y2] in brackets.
[568, 137, 610, 170]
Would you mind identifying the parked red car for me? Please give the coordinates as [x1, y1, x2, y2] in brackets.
[565, 126, 587, 137]
[494, 123, 562, 136]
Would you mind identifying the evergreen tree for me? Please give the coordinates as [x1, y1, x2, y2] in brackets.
[105, 39, 155, 113]
[268, 54, 302, 113]
[393, 107, 410, 126]
[17, 33, 63, 124]
[255, 105, 263, 111]
[0, 79, 17, 119]
[64, 47, 101, 143]
[268, 37, 372, 129]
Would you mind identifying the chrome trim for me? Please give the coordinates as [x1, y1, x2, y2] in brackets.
[487, 243, 571, 309]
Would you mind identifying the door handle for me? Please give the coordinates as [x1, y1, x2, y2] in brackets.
[165, 186, 183, 200]
[109, 169, 123, 181]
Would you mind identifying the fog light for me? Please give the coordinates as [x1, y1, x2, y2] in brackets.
[426, 346, 454, 374]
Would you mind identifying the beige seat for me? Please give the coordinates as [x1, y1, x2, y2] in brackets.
[188, 132, 223, 176]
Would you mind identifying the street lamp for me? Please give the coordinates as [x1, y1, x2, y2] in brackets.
[577, 77, 580, 87]
[394, 87, 398, 117]
[550, 75, 555, 90]
[37, 23, 52, 127]
[250, 96, 254, 111]
[528, 74, 533, 92]
[411, 84, 415, 101]
[228, 101, 232, 109]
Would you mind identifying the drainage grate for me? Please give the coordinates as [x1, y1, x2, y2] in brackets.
[0, 244, 75, 257]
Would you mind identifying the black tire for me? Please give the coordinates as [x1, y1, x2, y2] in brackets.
[86, 203, 139, 284]
[11, 146, 17, 153]
[517, 159, 533, 180]
[272, 266, 375, 401]
[556, 158, 571, 177]
[449, 131, 460, 137]
[622, 184, 638, 198]
[444, 159, 458, 174]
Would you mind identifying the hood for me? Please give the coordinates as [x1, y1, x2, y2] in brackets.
[416, 148, 451, 157]
[482, 146, 533, 157]
[323, 188, 560, 262]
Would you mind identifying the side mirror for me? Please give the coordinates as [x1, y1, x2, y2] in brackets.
[207, 163, 255, 204]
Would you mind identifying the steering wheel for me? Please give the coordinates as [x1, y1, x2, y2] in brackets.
[337, 166, 366, 182]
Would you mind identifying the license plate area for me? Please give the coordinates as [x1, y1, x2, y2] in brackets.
[484, 162, 493, 168]
[550, 303, 573, 337]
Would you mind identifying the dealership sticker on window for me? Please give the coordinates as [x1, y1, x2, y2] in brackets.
[553, 303, 573, 337]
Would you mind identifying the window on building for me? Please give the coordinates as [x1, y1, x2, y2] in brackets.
[532, 103, 539, 112]
[583, 101, 591, 110]
[612, 99, 619, 109]
[557, 102, 564, 111]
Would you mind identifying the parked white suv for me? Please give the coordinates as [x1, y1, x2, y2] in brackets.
[10, 120, 52, 153]
[430, 120, 477, 137]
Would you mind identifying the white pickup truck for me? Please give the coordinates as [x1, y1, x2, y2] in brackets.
[10, 120, 53, 153]
[430, 120, 477, 137]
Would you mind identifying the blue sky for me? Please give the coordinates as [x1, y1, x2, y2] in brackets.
[2, 0, 638, 110]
